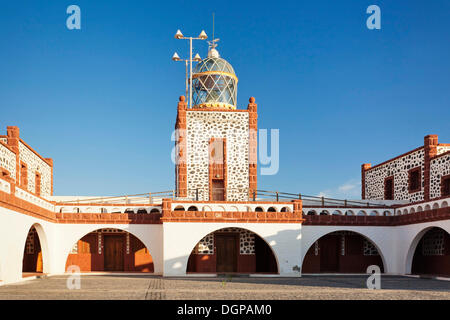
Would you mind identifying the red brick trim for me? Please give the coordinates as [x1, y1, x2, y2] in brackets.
[361, 163, 371, 199]
[175, 96, 187, 197]
[424, 134, 438, 201]
[187, 109, 249, 113]
[431, 150, 450, 160]
[303, 206, 450, 226]
[18, 139, 53, 167]
[248, 97, 258, 198]
[365, 146, 424, 172]
[160, 210, 304, 223]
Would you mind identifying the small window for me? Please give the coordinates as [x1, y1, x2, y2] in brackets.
[408, 167, 421, 193]
[442, 175, 450, 197]
[384, 176, 394, 200]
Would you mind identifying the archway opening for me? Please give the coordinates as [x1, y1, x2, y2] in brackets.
[411, 227, 450, 276]
[302, 231, 384, 273]
[65, 228, 154, 272]
[186, 227, 278, 274]
[22, 226, 44, 275]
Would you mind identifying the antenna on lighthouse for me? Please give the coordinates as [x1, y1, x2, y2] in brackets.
[208, 13, 220, 58]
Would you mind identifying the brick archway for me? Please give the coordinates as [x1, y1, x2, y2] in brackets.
[22, 223, 49, 275]
[302, 230, 385, 273]
[186, 227, 278, 274]
[410, 227, 450, 276]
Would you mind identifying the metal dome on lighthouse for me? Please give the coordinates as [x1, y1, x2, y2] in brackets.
[191, 39, 238, 110]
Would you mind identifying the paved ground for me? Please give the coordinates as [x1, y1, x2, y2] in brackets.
[0, 274, 449, 300]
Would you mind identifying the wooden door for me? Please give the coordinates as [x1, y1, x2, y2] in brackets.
[212, 179, 225, 201]
[216, 234, 237, 273]
[104, 235, 124, 271]
[319, 235, 339, 272]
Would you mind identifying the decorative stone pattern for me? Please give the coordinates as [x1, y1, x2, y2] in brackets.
[19, 142, 52, 196]
[0, 143, 16, 182]
[430, 153, 450, 199]
[186, 111, 249, 201]
[364, 148, 425, 202]
[422, 228, 444, 256]
[363, 239, 379, 256]
[193, 228, 255, 255]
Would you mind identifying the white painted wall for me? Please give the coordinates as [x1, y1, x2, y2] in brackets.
[0, 206, 164, 284]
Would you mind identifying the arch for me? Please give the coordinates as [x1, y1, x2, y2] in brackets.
[73, 208, 80, 213]
[302, 230, 386, 274]
[150, 208, 160, 214]
[345, 210, 355, 216]
[22, 223, 49, 275]
[124, 208, 135, 214]
[368, 210, 379, 216]
[383, 210, 391, 216]
[186, 227, 279, 274]
[357, 210, 366, 216]
[416, 206, 423, 212]
[405, 226, 450, 276]
[319, 210, 329, 216]
[187, 206, 198, 211]
[424, 204, 431, 211]
[280, 207, 290, 212]
[65, 227, 154, 273]
[100, 208, 108, 214]
[229, 206, 239, 212]
[216, 205, 226, 212]
[137, 208, 148, 214]
[409, 207, 416, 214]
[307, 210, 317, 216]
[254, 207, 264, 212]
[432, 203, 439, 210]
[442, 201, 448, 208]
[85, 207, 93, 213]
[332, 210, 343, 215]
[111, 207, 121, 213]
[267, 207, 277, 212]
[202, 205, 212, 211]
[174, 205, 185, 211]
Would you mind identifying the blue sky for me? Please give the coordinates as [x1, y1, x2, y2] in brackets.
[0, 1, 449, 199]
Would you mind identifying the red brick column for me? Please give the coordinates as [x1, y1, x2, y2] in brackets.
[361, 163, 371, 200]
[175, 96, 187, 197]
[161, 198, 172, 219]
[6, 126, 20, 184]
[292, 200, 304, 221]
[424, 134, 438, 201]
[248, 97, 258, 199]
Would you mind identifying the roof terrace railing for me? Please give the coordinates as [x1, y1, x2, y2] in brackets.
[54, 188, 391, 208]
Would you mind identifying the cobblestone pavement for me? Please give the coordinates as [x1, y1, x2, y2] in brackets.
[0, 275, 449, 300]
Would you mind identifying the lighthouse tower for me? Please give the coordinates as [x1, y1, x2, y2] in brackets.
[175, 41, 258, 201]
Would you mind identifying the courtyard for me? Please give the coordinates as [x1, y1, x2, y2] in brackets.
[0, 274, 449, 300]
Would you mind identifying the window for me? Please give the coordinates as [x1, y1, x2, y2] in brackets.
[408, 167, 421, 193]
[442, 175, 450, 197]
[384, 176, 394, 200]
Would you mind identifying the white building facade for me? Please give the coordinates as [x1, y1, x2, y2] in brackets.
[0, 44, 449, 285]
